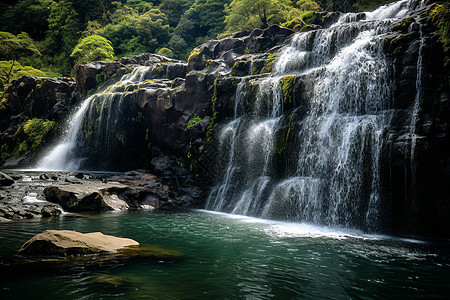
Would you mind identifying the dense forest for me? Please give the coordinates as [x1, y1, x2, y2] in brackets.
[0, 0, 430, 90]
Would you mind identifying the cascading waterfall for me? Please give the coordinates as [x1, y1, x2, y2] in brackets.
[37, 66, 153, 171]
[206, 0, 424, 231]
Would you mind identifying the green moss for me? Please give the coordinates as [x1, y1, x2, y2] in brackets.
[2, 118, 55, 160]
[186, 115, 203, 129]
[152, 64, 165, 77]
[431, 3, 450, 61]
[125, 84, 139, 92]
[116, 131, 126, 146]
[0, 97, 7, 110]
[276, 110, 295, 155]
[281, 11, 316, 32]
[392, 17, 414, 33]
[231, 60, 249, 77]
[280, 75, 296, 105]
[260, 51, 279, 74]
[188, 48, 201, 62]
[95, 71, 107, 84]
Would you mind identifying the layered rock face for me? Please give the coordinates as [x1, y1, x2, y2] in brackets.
[0, 77, 79, 166]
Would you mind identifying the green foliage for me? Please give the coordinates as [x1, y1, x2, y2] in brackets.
[0, 31, 41, 61]
[186, 115, 203, 129]
[175, 0, 231, 46]
[94, 4, 171, 58]
[23, 118, 55, 151]
[224, 0, 320, 33]
[0, 61, 47, 91]
[1, 118, 55, 160]
[0, 0, 403, 77]
[431, 3, 450, 55]
[156, 47, 174, 58]
[70, 35, 115, 65]
[44, 0, 80, 75]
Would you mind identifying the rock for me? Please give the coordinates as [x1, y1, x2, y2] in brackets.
[39, 174, 49, 180]
[17, 230, 139, 257]
[0, 216, 12, 222]
[0, 172, 14, 186]
[41, 205, 62, 218]
[43, 183, 129, 212]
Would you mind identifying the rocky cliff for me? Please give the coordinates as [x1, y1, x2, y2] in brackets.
[0, 1, 448, 237]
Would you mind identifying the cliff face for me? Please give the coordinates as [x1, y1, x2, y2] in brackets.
[1, 1, 448, 237]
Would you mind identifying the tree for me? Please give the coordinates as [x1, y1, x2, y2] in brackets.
[44, 0, 80, 74]
[224, 0, 291, 33]
[175, 0, 231, 45]
[156, 47, 174, 58]
[0, 31, 41, 90]
[95, 4, 171, 57]
[70, 35, 115, 65]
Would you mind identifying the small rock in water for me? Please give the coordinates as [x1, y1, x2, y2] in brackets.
[41, 205, 62, 218]
[39, 174, 49, 180]
[0, 172, 15, 186]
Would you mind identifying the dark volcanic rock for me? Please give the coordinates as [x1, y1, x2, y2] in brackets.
[44, 183, 130, 211]
[44, 171, 184, 212]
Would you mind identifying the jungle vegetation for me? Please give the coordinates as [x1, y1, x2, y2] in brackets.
[0, 0, 405, 90]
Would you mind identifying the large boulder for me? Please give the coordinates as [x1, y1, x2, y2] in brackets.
[43, 182, 130, 212]
[44, 173, 182, 212]
[17, 230, 139, 257]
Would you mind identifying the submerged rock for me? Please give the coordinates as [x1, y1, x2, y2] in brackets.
[17, 230, 139, 257]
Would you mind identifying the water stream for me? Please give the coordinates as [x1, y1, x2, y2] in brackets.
[206, 0, 424, 232]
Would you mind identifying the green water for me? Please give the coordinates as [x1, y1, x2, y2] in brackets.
[0, 210, 448, 299]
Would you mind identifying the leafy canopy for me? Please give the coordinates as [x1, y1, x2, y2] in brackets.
[70, 35, 115, 65]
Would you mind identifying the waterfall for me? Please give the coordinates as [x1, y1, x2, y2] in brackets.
[206, 0, 424, 231]
[37, 66, 153, 171]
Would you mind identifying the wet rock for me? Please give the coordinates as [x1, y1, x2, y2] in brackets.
[43, 183, 130, 212]
[0, 216, 12, 222]
[17, 230, 139, 257]
[41, 205, 63, 218]
[39, 174, 49, 180]
[0, 172, 14, 186]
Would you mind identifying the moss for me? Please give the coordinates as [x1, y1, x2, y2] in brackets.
[231, 60, 249, 77]
[392, 17, 414, 33]
[280, 75, 296, 105]
[95, 71, 107, 84]
[0, 97, 7, 110]
[260, 51, 279, 74]
[125, 84, 139, 92]
[188, 48, 201, 62]
[186, 115, 203, 129]
[276, 110, 295, 155]
[116, 131, 126, 146]
[431, 3, 450, 64]
[2, 118, 55, 160]
[152, 64, 165, 77]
